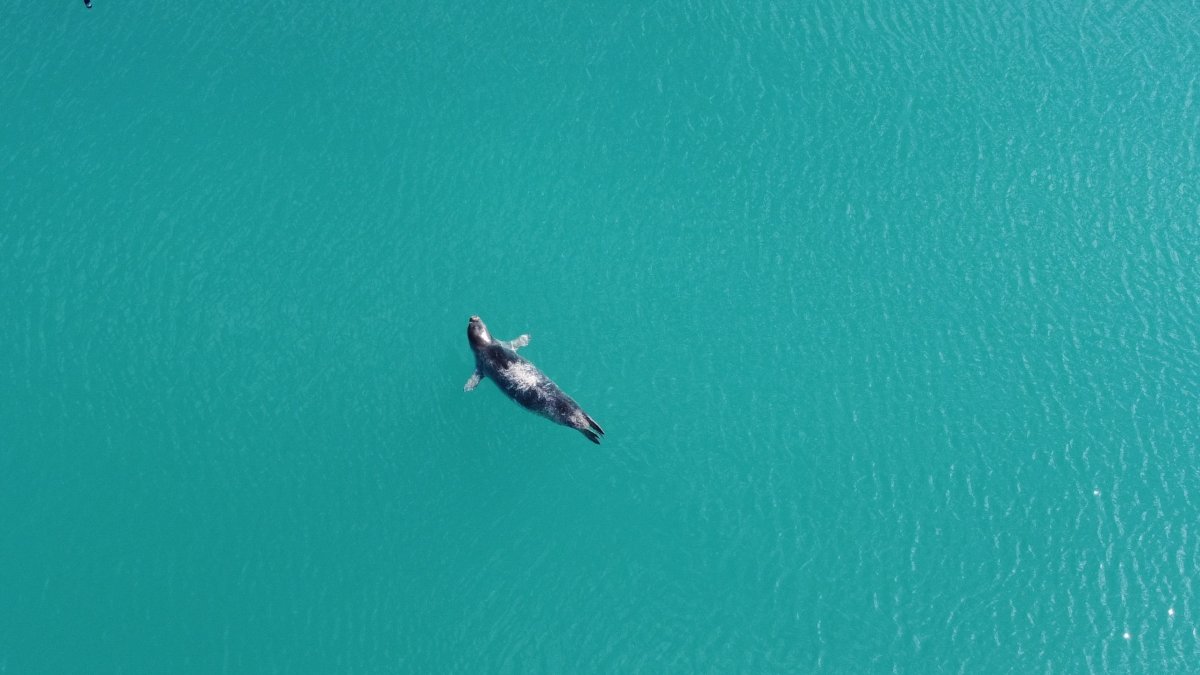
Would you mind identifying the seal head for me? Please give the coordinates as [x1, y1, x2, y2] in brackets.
[467, 315, 492, 348]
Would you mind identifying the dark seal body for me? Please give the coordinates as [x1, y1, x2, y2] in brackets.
[466, 316, 604, 444]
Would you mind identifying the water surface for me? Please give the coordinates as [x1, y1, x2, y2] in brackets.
[2, 1, 1198, 672]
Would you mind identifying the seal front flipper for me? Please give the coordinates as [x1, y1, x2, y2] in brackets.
[500, 334, 530, 351]
[464, 370, 483, 392]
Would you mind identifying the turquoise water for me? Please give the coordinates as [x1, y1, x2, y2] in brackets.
[4, 1, 1199, 672]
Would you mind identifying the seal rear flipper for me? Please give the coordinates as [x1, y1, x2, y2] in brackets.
[585, 414, 604, 436]
[580, 428, 601, 445]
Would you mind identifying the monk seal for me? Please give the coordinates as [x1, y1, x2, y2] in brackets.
[464, 316, 605, 444]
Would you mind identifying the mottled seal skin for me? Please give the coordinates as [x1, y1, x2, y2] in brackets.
[464, 316, 605, 444]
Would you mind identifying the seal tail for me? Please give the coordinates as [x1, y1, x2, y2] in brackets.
[585, 414, 605, 436]
[580, 428, 601, 445]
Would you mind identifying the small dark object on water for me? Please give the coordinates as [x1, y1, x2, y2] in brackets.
[84, 0, 92, 8]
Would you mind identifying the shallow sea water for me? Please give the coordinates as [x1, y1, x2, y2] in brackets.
[3, 1, 1199, 672]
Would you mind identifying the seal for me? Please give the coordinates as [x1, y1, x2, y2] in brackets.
[464, 315, 605, 444]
